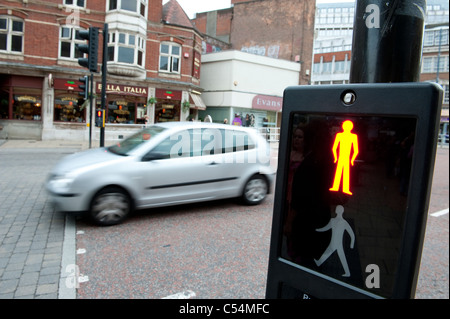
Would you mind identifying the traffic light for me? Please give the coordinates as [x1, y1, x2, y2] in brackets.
[95, 109, 105, 128]
[78, 75, 89, 100]
[76, 27, 99, 73]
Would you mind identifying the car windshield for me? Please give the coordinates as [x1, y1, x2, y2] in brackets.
[107, 126, 167, 156]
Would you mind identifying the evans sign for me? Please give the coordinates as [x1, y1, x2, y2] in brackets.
[252, 95, 283, 112]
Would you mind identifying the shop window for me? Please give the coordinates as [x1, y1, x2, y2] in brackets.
[136, 103, 147, 124]
[107, 100, 137, 124]
[60, 26, 85, 59]
[0, 89, 9, 119]
[108, 0, 147, 17]
[155, 102, 180, 123]
[0, 16, 24, 53]
[107, 31, 145, 67]
[159, 43, 181, 74]
[12, 88, 42, 121]
[64, 0, 85, 7]
[54, 93, 86, 122]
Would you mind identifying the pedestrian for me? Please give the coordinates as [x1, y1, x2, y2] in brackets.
[232, 113, 242, 126]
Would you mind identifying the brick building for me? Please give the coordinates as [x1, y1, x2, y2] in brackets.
[0, 0, 205, 141]
[192, 0, 316, 85]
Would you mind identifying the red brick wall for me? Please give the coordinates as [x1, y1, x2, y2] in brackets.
[192, 8, 232, 40]
[314, 51, 352, 63]
[231, 0, 316, 84]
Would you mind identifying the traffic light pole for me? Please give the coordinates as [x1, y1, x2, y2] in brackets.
[100, 23, 108, 147]
[89, 73, 94, 149]
[350, 0, 426, 83]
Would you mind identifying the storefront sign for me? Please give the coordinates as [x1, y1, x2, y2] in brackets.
[155, 89, 182, 100]
[54, 79, 82, 92]
[15, 95, 38, 103]
[193, 51, 201, 79]
[96, 83, 148, 97]
[252, 95, 282, 112]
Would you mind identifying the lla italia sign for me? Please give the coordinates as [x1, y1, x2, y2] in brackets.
[96, 83, 148, 97]
[266, 83, 442, 299]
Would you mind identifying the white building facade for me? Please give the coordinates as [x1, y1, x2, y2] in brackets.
[199, 50, 300, 129]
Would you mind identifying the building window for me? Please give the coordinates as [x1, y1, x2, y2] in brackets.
[441, 84, 449, 105]
[59, 26, 84, 59]
[107, 31, 145, 66]
[108, 0, 147, 17]
[159, 43, 181, 74]
[422, 56, 450, 73]
[64, 0, 85, 7]
[0, 17, 24, 53]
[424, 28, 449, 47]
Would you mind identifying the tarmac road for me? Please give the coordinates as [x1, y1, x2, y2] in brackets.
[74, 147, 449, 299]
[0, 140, 448, 299]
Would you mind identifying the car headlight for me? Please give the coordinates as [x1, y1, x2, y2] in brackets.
[48, 173, 76, 193]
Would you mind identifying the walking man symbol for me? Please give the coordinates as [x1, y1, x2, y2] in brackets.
[329, 120, 359, 195]
[315, 205, 355, 277]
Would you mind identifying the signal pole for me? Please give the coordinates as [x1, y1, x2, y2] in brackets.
[350, 0, 426, 83]
[89, 73, 94, 149]
[100, 24, 108, 147]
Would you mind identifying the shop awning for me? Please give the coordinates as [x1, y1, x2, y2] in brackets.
[189, 93, 206, 111]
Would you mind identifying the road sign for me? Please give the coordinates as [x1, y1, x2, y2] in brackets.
[266, 83, 443, 299]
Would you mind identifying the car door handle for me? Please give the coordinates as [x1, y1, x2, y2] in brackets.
[208, 161, 219, 166]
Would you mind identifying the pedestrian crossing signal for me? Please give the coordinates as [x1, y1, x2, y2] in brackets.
[329, 120, 359, 195]
[266, 83, 443, 299]
[95, 109, 104, 128]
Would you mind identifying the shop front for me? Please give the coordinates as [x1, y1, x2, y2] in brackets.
[0, 75, 43, 139]
[96, 83, 149, 125]
[199, 94, 281, 128]
[0, 74, 201, 142]
[154, 88, 182, 123]
[53, 79, 86, 123]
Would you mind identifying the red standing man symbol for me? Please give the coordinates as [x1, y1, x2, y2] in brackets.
[329, 120, 359, 195]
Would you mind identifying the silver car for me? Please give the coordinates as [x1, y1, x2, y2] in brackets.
[46, 122, 275, 226]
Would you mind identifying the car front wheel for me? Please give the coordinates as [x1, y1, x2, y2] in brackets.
[90, 187, 131, 226]
[242, 175, 268, 205]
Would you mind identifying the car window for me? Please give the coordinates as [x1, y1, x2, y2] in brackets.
[149, 129, 191, 159]
[108, 126, 166, 156]
[222, 129, 255, 153]
[144, 128, 256, 160]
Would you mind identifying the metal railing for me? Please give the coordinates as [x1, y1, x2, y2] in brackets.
[255, 127, 280, 143]
[438, 134, 449, 148]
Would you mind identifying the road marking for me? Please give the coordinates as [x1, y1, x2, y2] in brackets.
[431, 208, 449, 217]
[162, 290, 196, 299]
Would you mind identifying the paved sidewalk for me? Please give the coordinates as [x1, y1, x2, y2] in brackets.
[0, 140, 86, 298]
[0, 139, 91, 150]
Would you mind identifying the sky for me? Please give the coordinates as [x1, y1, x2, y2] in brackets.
[163, 0, 355, 19]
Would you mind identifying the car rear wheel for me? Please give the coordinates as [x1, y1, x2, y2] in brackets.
[90, 187, 131, 226]
[242, 175, 268, 205]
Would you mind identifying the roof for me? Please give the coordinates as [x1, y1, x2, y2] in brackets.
[162, 0, 195, 29]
